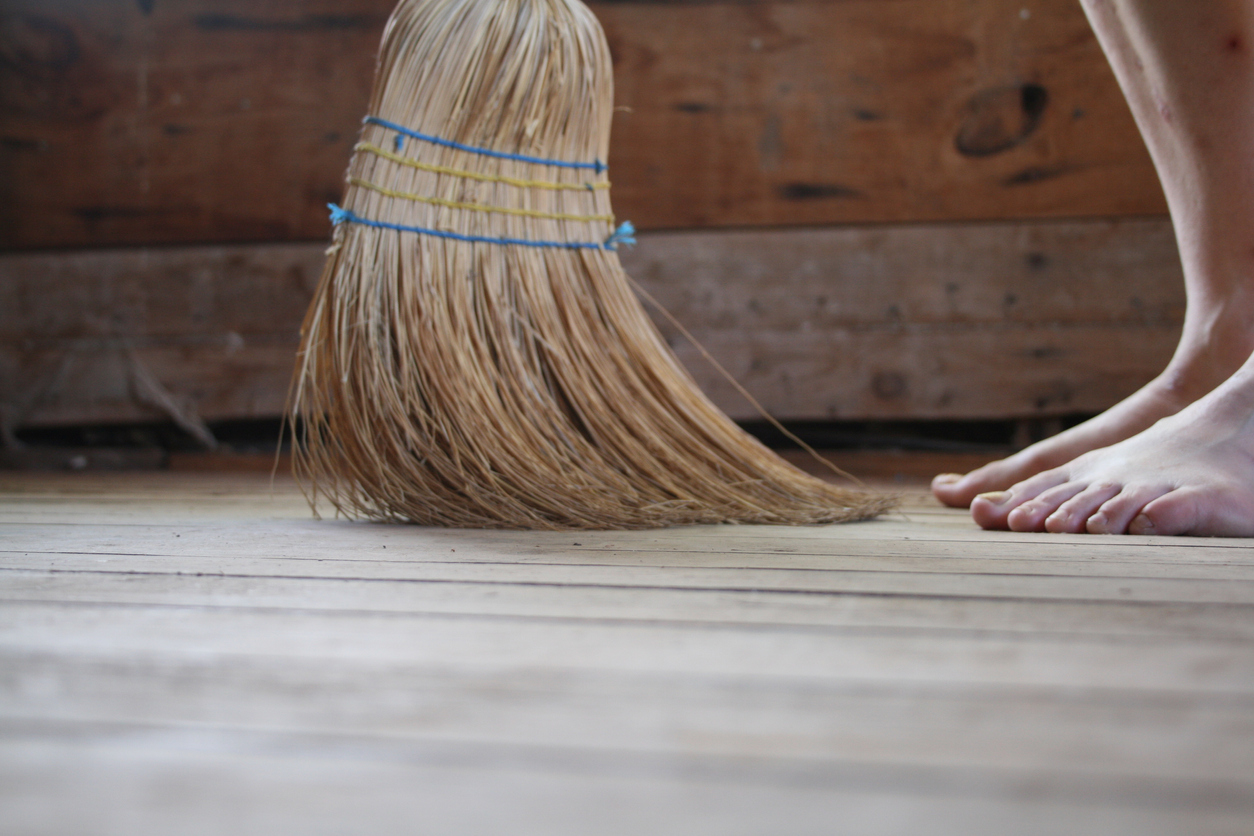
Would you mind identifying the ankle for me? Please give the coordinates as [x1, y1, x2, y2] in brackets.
[1159, 317, 1254, 401]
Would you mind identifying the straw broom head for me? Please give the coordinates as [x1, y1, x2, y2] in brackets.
[290, 0, 895, 529]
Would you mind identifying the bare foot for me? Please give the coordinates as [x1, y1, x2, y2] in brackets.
[932, 323, 1254, 509]
[968, 359, 1254, 537]
[935, 0, 1254, 509]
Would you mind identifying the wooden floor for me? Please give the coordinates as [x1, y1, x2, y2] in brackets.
[2, 468, 1253, 835]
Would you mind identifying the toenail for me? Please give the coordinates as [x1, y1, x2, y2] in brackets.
[934, 474, 961, 484]
[1132, 513, 1156, 534]
[976, 491, 1011, 505]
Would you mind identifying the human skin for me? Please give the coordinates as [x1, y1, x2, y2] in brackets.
[932, 0, 1254, 533]
[972, 352, 1254, 536]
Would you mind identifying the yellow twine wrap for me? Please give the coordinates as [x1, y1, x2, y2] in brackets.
[347, 176, 616, 224]
[355, 142, 611, 191]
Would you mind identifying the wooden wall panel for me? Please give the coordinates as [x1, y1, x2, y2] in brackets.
[629, 219, 1183, 420]
[0, 219, 1184, 431]
[0, 243, 322, 432]
[0, 0, 1163, 250]
[0, 0, 390, 250]
[599, 0, 1164, 229]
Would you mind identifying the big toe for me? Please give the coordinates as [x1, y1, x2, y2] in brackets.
[1130, 484, 1254, 537]
[1130, 489, 1201, 536]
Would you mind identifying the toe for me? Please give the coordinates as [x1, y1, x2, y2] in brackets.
[930, 472, 968, 507]
[1086, 484, 1173, 534]
[1132, 488, 1203, 536]
[1135, 484, 1254, 537]
[971, 491, 1014, 529]
[932, 461, 1016, 509]
[933, 450, 1052, 509]
[1130, 470, 1254, 536]
[971, 469, 1071, 530]
[1045, 482, 1122, 533]
[1007, 481, 1087, 532]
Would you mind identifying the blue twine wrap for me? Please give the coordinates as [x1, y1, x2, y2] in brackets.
[364, 116, 607, 174]
[329, 204, 634, 251]
[604, 220, 636, 249]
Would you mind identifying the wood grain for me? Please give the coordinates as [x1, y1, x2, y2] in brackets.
[1, 471, 1252, 835]
[6, 562, 1254, 637]
[633, 217, 1181, 419]
[0, 217, 1183, 428]
[598, 0, 1165, 229]
[0, 0, 1163, 250]
[5, 729, 1249, 836]
[6, 654, 1252, 779]
[0, 0, 389, 250]
[0, 243, 321, 429]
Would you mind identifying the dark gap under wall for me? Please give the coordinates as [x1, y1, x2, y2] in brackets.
[2, 416, 1092, 471]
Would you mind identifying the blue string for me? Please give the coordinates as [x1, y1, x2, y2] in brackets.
[364, 116, 607, 174]
[604, 220, 636, 249]
[329, 204, 634, 251]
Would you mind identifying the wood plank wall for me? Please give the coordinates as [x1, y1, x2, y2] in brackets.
[0, 0, 1182, 434]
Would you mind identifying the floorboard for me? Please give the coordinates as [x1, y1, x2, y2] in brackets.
[1, 469, 1252, 835]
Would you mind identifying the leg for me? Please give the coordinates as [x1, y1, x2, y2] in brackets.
[934, 0, 1254, 508]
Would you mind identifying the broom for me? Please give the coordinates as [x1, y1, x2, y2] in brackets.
[289, 0, 895, 530]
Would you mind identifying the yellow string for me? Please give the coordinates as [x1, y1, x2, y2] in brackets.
[348, 177, 615, 224]
[356, 143, 611, 192]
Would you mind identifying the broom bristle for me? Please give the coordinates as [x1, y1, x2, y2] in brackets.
[289, 0, 896, 529]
